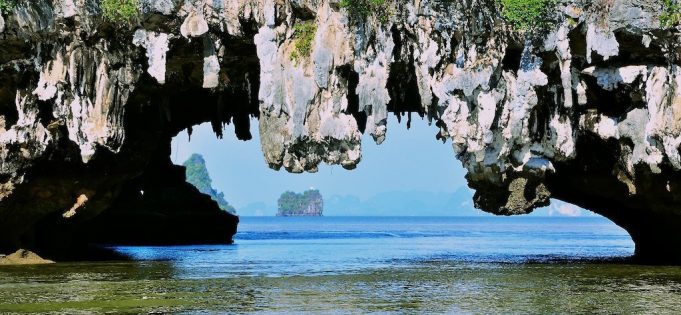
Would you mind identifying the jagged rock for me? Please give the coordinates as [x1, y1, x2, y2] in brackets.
[133, 29, 170, 84]
[79, 152, 239, 247]
[0, 0, 680, 263]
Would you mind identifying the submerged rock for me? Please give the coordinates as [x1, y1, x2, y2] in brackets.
[0, 0, 679, 262]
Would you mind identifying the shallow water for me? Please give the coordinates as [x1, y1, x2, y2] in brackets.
[2, 216, 680, 314]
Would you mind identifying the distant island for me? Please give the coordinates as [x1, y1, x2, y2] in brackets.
[277, 190, 323, 217]
[184, 154, 237, 215]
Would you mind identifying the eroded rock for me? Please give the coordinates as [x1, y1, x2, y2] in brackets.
[0, 249, 54, 265]
[0, 0, 680, 263]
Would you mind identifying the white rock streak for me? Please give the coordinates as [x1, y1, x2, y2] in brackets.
[133, 30, 170, 84]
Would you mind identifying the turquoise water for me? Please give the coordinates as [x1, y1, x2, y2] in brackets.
[4, 216, 681, 314]
[115, 216, 635, 278]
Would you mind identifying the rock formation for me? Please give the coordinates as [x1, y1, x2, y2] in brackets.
[0, 249, 55, 265]
[0, 0, 680, 263]
[277, 189, 324, 216]
[184, 153, 237, 215]
[77, 150, 239, 248]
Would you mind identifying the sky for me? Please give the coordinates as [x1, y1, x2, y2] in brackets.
[171, 115, 587, 217]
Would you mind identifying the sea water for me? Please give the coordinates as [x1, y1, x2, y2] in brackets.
[2, 216, 681, 314]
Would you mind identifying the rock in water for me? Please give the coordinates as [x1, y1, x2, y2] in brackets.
[277, 190, 324, 217]
[184, 154, 237, 215]
[0, 1, 679, 263]
[0, 250, 55, 266]
[77, 151, 239, 248]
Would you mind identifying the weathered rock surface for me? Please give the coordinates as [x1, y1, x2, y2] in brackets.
[0, 249, 54, 265]
[0, 0, 680, 263]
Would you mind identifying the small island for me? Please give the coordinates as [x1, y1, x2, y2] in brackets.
[277, 189, 324, 217]
[184, 154, 237, 215]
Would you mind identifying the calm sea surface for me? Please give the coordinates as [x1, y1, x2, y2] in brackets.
[2, 216, 681, 314]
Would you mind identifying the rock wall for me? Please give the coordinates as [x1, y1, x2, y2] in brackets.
[0, 0, 680, 262]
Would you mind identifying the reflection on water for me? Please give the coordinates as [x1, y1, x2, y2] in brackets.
[2, 217, 679, 313]
[3, 262, 681, 313]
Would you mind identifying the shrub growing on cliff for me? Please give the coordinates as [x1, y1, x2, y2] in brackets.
[0, 0, 15, 14]
[290, 21, 317, 63]
[101, 0, 139, 24]
[660, 0, 681, 27]
[339, 0, 392, 23]
[498, 0, 557, 31]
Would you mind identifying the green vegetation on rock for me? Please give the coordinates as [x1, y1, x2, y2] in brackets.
[101, 0, 139, 23]
[660, 0, 681, 28]
[290, 21, 317, 63]
[339, 0, 392, 23]
[0, 0, 15, 14]
[183, 154, 237, 215]
[497, 0, 557, 31]
[277, 189, 323, 216]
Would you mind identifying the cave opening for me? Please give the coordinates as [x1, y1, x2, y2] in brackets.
[0, 4, 642, 264]
[171, 116, 474, 217]
[86, 113, 628, 267]
[167, 115, 627, 222]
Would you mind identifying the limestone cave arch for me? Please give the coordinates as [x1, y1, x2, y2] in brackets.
[0, 0, 679, 263]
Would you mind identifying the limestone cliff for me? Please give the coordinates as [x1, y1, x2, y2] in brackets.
[0, 0, 680, 263]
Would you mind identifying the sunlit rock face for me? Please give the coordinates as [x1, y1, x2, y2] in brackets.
[0, 0, 680, 262]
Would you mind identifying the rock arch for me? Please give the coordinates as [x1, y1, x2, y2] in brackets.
[0, 0, 679, 263]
